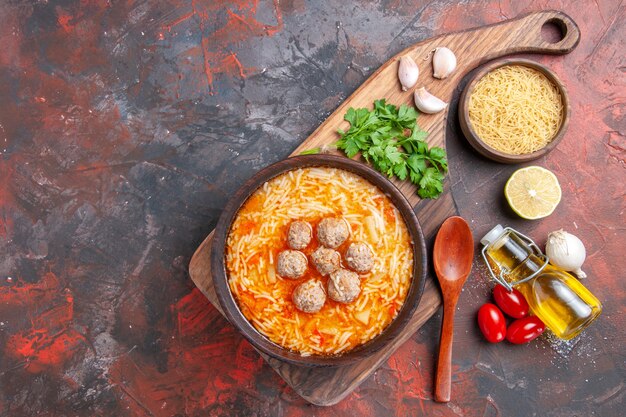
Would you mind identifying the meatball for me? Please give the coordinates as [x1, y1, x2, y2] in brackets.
[292, 280, 326, 313]
[317, 217, 350, 248]
[345, 242, 375, 273]
[276, 250, 307, 279]
[287, 221, 312, 250]
[310, 246, 341, 276]
[328, 269, 361, 304]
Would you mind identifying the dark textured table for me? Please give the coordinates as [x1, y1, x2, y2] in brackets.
[0, 1, 624, 416]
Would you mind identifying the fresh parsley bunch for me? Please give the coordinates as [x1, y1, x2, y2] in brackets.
[306, 99, 448, 199]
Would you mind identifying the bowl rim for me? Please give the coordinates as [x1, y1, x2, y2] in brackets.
[210, 154, 427, 367]
[458, 58, 570, 164]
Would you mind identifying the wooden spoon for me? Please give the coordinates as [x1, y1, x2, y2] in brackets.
[433, 216, 474, 403]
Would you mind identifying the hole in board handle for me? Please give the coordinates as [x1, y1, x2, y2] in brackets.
[541, 18, 567, 43]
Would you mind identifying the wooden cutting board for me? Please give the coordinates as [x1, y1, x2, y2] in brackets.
[189, 10, 579, 406]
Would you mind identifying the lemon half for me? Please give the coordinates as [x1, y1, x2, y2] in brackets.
[504, 166, 562, 220]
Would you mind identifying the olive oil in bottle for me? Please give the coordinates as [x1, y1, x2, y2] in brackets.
[481, 225, 602, 340]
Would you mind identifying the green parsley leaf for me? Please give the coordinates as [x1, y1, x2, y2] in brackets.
[304, 99, 448, 199]
[384, 145, 404, 165]
[409, 169, 423, 185]
[428, 146, 448, 173]
[343, 138, 361, 158]
[344, 108, 358, 126]
[394, 163, 408, 181]
[418, 167, 445, 199]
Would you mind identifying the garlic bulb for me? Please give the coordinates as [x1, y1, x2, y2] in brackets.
[432, 47, 457, 79]
[413, 87, 448, 114]
[545, 230, 587, 278]
[398, 55, 419, 91]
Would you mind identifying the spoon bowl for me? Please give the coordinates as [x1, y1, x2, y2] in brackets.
[432, 216, 474, 403]
[434, 217, 475, 283]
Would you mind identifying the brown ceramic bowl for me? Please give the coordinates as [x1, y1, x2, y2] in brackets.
[459, 58, 570, 163]
[210, 154, 427, 367]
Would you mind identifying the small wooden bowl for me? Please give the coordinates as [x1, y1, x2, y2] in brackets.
[210, 155, 427, 367]
[458, 58, 570, 163]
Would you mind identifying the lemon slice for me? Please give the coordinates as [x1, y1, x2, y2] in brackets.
[505, 166, 562, 220]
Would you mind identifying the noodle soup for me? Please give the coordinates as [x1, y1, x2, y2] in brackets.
[225, 167, 414, 356]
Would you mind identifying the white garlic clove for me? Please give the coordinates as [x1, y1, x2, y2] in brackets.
[432, 47, 457, 79]
[398, 55, 419, 91]
[413, 87, 448, 114]
[545, 230, 587, 279]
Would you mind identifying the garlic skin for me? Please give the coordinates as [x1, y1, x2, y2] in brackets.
[398, 55, 419, 91]
[432, 47, 457, 79]
[545, 230, 587, 278]
[413, 87, 448, 114]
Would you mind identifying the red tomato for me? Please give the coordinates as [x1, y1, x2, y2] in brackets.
[493, 284, 530, 319]
[506, 316, 546, 344]
[477, 303, 506, 343]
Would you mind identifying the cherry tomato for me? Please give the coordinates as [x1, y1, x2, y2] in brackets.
[477, 303, 506, 343]
[506, 316, 546, 344]
[493, 284, 529, 319]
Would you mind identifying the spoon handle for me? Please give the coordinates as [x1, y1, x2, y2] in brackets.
[435, 299, 457, 402]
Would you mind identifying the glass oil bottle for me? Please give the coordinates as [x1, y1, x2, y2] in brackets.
[480, 225, 602, 340]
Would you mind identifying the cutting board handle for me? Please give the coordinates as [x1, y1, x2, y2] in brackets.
[511, 10, 580, 54]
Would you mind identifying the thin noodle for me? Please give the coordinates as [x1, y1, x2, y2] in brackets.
[468, 65, 563, 155]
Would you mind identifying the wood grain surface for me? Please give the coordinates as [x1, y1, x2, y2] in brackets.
[190, 10, 580, 406]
